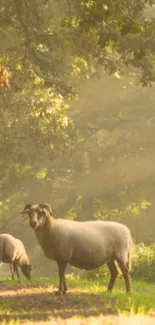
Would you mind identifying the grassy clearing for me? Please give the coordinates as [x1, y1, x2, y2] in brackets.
[0, 276, 155, 324]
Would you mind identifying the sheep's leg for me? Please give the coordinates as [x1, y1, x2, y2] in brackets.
[15, 265, 20, 279]
[117, 259, 131, 293]
[56, 261, 67, 295]
[107, 260, 118, 292]
[63, 276, 68, 293]
[10, 263, 15, 280]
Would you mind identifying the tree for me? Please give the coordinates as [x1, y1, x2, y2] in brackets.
[0, 0, 155, 249]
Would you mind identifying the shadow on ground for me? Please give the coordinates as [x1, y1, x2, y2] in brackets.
[0, 281, 116, 322]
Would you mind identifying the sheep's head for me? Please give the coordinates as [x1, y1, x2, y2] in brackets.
[21, 203, 52, 230]
[21, 264, 32, 280]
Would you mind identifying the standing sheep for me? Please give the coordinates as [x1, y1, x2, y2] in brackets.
[0, 234, 32, 280]
[21, 203, 132, 294]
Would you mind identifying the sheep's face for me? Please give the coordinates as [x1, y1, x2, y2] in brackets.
[28, 206, 47, 230]
[21, 203, 52, 230]
[21, 264, 32, 280]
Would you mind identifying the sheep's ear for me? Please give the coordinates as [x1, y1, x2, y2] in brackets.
[20, 204, 32, 215]
[39, 203, 52, 215]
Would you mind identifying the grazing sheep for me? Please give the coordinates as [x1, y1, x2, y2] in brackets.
[21, 203, 132, 294]
[0, 234, 32, 280]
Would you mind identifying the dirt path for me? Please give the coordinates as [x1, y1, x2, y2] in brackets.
[0, 281, 154, 324]
[0, 282, 107, 322]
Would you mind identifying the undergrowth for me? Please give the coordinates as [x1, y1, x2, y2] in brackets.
[78, 243, 155, 282]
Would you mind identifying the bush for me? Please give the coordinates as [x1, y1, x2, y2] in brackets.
[78, 243, 155, 282]
[132, 243, 155, 282]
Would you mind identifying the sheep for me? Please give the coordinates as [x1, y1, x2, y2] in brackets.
[0, 234, 32, 280]
[21, 203, 132, 294]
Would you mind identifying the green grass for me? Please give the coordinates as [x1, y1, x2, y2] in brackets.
[65, 274, 155, 314]
[0, 275, 155, 324]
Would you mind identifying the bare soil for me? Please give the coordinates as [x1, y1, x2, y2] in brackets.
[0, 281, 112, 323]
[0, 281, 155, 325]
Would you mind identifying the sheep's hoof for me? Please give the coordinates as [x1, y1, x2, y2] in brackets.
[55, 290, 63, 295]
[54, 289, 67, 295]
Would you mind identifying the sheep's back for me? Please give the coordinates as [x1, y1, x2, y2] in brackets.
[53, 220, 131, 269]
[0, 234, 25, 263]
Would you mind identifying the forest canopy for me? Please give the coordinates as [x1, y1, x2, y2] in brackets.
[0, 0, 155, 251]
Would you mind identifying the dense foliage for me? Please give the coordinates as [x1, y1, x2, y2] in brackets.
[0, 1, 155, 276]
[80, 243, 155, 282]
